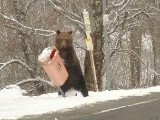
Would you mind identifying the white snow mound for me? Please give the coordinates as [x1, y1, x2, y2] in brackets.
[38, 47, 52, 63]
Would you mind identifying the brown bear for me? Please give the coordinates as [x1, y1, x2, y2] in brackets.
[54, 30, 88, 97]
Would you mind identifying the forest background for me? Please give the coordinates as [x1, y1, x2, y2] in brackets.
[0, 0, 160, 95]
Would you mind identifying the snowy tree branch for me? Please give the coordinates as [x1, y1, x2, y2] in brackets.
[112, 0, 129, 7]
[118, 0, 130, 11]
[15, 77, 55, 88]
[74, 42, 86, 51]
[116, 49, 160, 76]
[47, 0, 84, 26]
[0, 13, 56, 36]
[25, 0, 38, 16]
[0, 59, 36, 78]
[109, 0, 130, 12]
[108, 11, 146, 35]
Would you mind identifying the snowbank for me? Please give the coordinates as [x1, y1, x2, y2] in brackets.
[0, 85, 26, 99]
[1, 85, 160, 119]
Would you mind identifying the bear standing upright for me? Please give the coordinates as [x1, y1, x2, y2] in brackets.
[54, 30, 88, 97]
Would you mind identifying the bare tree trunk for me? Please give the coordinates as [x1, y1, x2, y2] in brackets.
[9, 0, 45, 95]
[150, 19, 160, 86]
[148, 0, 160, 86]
[84, 1, 104, 91]
[130, 27, 142, 88]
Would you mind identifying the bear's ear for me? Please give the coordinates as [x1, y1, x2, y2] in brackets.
[56, 30, 61, 35]
[68, 31, 72, 35]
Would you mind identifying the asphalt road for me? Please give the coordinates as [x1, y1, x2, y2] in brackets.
[20, 93, 160, 120]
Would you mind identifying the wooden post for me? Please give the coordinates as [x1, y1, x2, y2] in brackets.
[89, 50, 98, 91]
[83, 9, 98, 92]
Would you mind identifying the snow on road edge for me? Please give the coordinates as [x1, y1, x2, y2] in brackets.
[0, 85, 160, 119]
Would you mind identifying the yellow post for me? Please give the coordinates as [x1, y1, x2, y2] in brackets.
[83, 9, 98, 92]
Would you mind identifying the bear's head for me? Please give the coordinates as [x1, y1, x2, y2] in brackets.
[55, 30, 73, 50]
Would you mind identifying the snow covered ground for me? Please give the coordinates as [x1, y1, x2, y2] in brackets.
[1, 85, 160, 119]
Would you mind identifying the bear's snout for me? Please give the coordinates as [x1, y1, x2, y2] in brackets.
[61, 40, 67, 48]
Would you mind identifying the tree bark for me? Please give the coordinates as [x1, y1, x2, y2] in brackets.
[9, 0, 45, 95]
[130, 27, 142, 88]
[84, 1, 104, 91]
[150, 19, 160, 86]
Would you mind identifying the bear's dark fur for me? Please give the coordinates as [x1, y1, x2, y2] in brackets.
[55, 30, 88, 97]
